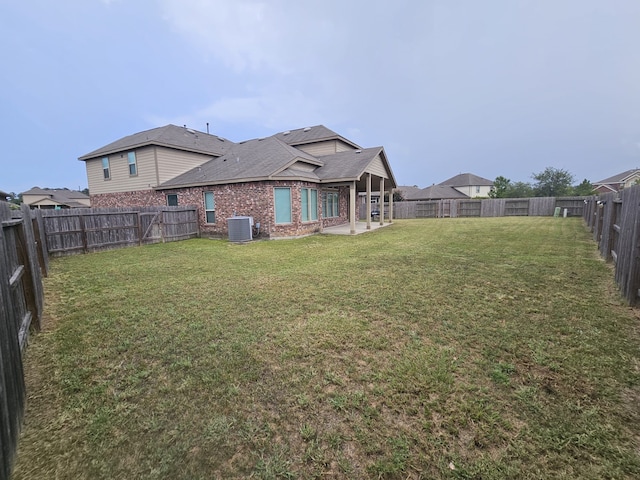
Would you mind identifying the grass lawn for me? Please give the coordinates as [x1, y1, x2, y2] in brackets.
[12, 217, 640, 479]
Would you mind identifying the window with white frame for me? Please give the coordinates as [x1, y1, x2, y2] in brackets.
[128, 151, 137, 176]
[323, 191, 339, 218]
[204, 191, 215, 223]
[274, 187, 292, 224]
[301, 188, 318, 222]
[102, 157, 110, 180]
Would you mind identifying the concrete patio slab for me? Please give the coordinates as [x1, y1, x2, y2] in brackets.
[321, 221, 392, 235]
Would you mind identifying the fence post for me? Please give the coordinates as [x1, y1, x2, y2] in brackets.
[194, 207, 201, 238]
[79, 214, 88, 253]
[161, 210, 166, 243]
[606, 200, 620, 262]
[593, 204, 601, 243]
[32, 209, 48, 277]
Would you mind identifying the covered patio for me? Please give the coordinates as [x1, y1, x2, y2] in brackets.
[322, 219, 391, 235]
[320, 146, 397, 235]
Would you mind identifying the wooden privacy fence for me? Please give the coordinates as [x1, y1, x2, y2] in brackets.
[584, 186, 640, 305]
[392, 196, 587, 219]
[0, 202, 47, 480]
[41, 206, 199, 256]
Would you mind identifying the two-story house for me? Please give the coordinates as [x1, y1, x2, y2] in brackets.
[439, 173, 494, 198]
[79, 124, 396, 238]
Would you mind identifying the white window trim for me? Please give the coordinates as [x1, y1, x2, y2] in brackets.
[102, 157, 110, 180]
[128, 151, 138, 177]
[301, 188, 318, 222]
[274, 187, 292, 224]
[204, 191, 215, 224]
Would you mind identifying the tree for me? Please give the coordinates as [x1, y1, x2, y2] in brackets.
[385, 190, 405, 202]
[8, 192, 22, 205]
[573, 179, 595, 196]
[508, 181, 534, 198]
[532, 167, 574, 197]
[489, 176, 511, 198]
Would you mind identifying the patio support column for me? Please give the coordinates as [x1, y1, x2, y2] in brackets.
[389, 186, 394, 223]
[366, 173, 372, 230]
[379, 177, 385, 225]
[350, 181, 357, 234]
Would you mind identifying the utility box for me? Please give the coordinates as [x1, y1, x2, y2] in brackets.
[227, 216, 253, 242]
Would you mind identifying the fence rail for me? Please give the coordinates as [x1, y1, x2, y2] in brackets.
[0, 202, 46, 480]
[41, 206, 199, 256]
[390, 196, 587, 219]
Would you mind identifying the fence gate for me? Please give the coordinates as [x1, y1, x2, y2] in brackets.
[140, 211, 162, 242]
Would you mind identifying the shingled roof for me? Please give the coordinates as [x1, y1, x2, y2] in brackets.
[415, 185, 469, 200]
[314, 147, 386, 182]
[158, 136, 323, 188]
[396, 185, 424, 200]
[81, 123, 395, 191]
[593, 169, 640, 185]
[439, 173, 493, 187]
[79, 124, 234, 160]
[273, 125, 361, 150]
[22, 187, 90, 208]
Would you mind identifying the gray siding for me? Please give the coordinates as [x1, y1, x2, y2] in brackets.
[297, 141, 338, 157]
[156, 147, 214, 184]
[336, 141, 355, 152]
[290, 161, 317, 172]
[86, 146, 213, 194]
[86, 146, 157, 194]
[367, 154, 388, 179]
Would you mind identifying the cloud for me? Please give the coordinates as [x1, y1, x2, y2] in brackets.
[161, 0, 299, 73]
[159, 0, 432, 83]
[156, 0, 435, 138]
[145, 88, 328, 135]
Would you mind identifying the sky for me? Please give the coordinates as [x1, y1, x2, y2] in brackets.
[1, 0, 639, 195]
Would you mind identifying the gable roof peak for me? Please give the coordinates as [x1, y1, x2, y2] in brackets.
[439, 172, 493, 187]
[272, 125, 361, 149]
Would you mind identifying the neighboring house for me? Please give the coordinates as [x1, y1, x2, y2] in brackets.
[22, 187, 91, 209]
[357, 185, 420, 205]
[411, 184, 470, 201]
[395, 185, 423, 201]
[439, 173, 493, 198]
[0, 190, 9, 202]
[358, 190, 382, 206]
[593, 169, 640, 194]
[79, 124, 396, 238]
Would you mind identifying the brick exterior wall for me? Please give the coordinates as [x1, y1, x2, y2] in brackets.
[91, 181, 350, 239]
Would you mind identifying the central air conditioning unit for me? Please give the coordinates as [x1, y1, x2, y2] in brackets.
[227, 216, 253, 242]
